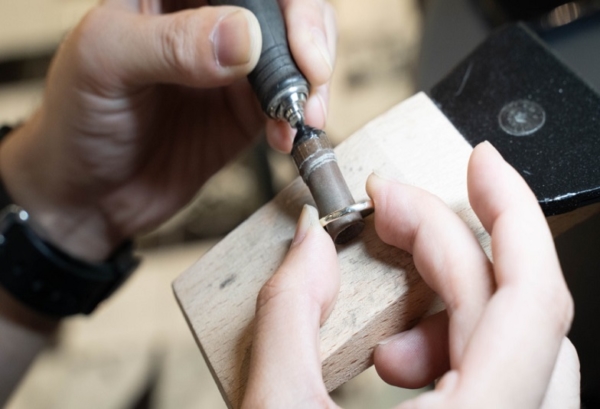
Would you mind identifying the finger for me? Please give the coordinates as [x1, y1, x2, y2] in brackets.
[446, 142, 574, 407]
[242, 205, 339, 408]
[305, 83, 329, 129]
[280, 0, 336, 87]
[374, 311, 450, 389]
[366, 173, 494, 365]
[77, 6, 261, 89]
[266, 1, 336, 153]
[303, 2, 336, 124]
[265, 120, 295, 154]
[540, 338, 580, 409]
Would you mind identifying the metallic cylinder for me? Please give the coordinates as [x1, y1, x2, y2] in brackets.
[291, 126, 364, 244]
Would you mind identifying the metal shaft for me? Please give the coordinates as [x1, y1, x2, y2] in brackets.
[292, 125, 364, 244]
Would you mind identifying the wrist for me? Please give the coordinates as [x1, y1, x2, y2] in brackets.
[0, 114, 123, 261]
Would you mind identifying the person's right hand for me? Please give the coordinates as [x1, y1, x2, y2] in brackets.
[0, 0, 337, 261]
[242, 142, 580, 408]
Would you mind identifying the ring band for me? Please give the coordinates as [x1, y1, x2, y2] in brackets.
[319, 199, 375, 227]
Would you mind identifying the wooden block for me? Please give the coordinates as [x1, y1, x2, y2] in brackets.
[173, 92, 599, 408]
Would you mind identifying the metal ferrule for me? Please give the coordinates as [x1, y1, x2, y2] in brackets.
[266, 85, 308, 128]
[292, 134, 336, 183]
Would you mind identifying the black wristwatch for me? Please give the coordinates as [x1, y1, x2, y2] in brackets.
[0, 126, 139, 317]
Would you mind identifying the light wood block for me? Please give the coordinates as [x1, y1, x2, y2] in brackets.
[173, 92, 599, 408]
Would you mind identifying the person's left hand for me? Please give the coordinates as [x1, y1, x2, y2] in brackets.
[0, 0, 337, 261]
[241, 143, 580, 409]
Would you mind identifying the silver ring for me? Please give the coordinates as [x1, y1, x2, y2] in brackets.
[319, 199, 374, 227]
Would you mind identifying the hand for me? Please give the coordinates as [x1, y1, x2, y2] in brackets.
[242, 142, 580, 408]
[0, 0, 337, 261]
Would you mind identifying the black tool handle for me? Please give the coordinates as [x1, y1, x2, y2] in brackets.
[209, 0, 308, 113]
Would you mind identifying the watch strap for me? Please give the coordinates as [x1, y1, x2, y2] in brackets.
[0, 207, 140, 317]
[0, 126, 13, 207]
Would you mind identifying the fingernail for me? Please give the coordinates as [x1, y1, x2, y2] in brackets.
[479, 141, 505, 161]
[372, 169, 398, 182]
[311, 27, 333, 76]
[212, 10, 259, 67]
[367, 171, 400, 195]
[292, 204, 319, 246]
[481, 140, 499, 154]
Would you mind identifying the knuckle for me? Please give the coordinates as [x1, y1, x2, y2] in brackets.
[556, 289, 575, 333]
[161, 13, 200, 80]
[443, 273, 465, 314]
[77, 7, 106, 34]
[64, 7, 116, 85]
[71, 7, 108, 50]
[537, 281, 574, 335]
[256, 273, 289, 312]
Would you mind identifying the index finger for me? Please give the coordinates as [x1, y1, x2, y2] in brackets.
[366, 172, 494, 366]
[280, 0, 336, 86]
[447, 142, 574, 407]
[242, 205, 339, 408]
[267, 0, 337, 153]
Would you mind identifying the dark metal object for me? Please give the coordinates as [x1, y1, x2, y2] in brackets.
[540, 12, 600, 93]
[210, 0, 364, 243]
[532, 0, 600, 32]
[430, 23, 600, 216]
[0, 206, 139, 317]
[292, 126, 364, 244]
[209, 0, 308, 127]
[474, 0, 600, 29]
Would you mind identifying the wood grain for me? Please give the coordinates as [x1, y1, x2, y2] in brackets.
[173, 92, 599, 408]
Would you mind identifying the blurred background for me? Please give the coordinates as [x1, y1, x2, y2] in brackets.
[0, 1, 426, 408]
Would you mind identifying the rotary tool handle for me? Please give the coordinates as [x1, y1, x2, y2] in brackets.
[209, 0, 308, 114]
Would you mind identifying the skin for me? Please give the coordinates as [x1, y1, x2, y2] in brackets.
[0, 0, 336, 404]
[0, 1, 581, 406]
[0, 0, 338, 262]
[242, 142, 581, 409]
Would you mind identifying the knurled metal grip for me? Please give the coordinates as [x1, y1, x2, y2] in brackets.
[209, 0, 309, 118]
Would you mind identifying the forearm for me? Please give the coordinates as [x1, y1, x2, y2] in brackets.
[0, 120, 87, 404]
[0, 286, 58, 406]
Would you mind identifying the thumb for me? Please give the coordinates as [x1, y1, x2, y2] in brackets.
[242, 205, 339, 408]
[89, 6, 262, 88]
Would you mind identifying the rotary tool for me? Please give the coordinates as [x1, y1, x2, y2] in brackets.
[209, 0, 366, 244]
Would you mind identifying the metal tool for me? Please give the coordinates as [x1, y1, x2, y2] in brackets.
[291, 125, 366, 243]
[429, 23, 600, 215]
[209, 0, 367, 243]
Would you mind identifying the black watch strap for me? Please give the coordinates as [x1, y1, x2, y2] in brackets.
[0, 207, 139, 316]
[0, 126, 140, 317]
